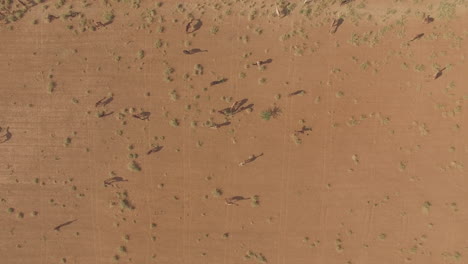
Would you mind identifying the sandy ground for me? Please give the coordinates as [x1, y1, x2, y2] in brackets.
[1, 0, 468, 263]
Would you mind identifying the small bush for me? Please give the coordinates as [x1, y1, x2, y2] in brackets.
[47, 81, 56, 93]
[212, 188, 223, 197]
[103, 10, 115, 24]
[260, 106, 281, 121]
[128, 160, 141, 172]
[170, 119, 180, 127]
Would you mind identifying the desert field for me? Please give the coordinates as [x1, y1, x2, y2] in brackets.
[1, 0, 468, 263]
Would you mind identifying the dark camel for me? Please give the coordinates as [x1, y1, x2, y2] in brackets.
[423, 14, 434, 24]
[434, 67, 446, 80]
[54, 219, 77, 231]
[409, 33, 424, 42]
[183, 48, 208, 55]
[104, 177, 128, 186]
[210, 78, 228, 86]
[147, 145, 163, 155]
[288, 90, 306, 97]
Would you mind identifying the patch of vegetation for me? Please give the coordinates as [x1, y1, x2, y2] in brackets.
[210, 25, 219, 35]
[239, 35, 249, 44]
[118, 191, 135, 210]
[137, 50, 145, 59]
[399, 161, 407, 171]
[378, 233, 387, 240]
[260, 106, 281, 121]
[349, 33, 361, 46]
[119, 245, 127, 253]
[128, 160, 141, 172]
[244, 250, 267, 263]
[193, 64, 203, 75]
[414, 64, 425, 72]
[47, 81, 56, 93]
[335, 239, 344, 252]
[291, 134, 302, 145]
[438, 1, 456, 19]
[170, 119, 180, 127]
[154, 39, 164, 48]
[103, 10, 115, 24]
[64, 137, 72, 147]
[251, 195, 260, 207]
[401, 62, 409, 70]
[422, 201, 432, 214]
[169, 89, 179, 101]
[212, 188, 223, 197]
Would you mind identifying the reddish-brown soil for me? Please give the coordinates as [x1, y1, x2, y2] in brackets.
[1, 0, 468, 263]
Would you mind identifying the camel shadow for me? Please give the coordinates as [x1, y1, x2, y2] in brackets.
[133, 112, 151, 121]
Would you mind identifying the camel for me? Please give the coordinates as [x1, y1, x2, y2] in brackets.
[54, 219, 77, 231]
[147, 145, 163, 155]
[225, 196, 251, 206]
[183, 48, 208, 55]
[330, 18, 344, 34]
[209, 121, 231, 129]
[409, 33, 424, 42]
[95, 96, 113, 107]
[294, 126, 312, 135]
[423, 13, 434, 24]
[104, 177, 128, 186]
[239, 153, 264, 166]
[252, 59, 272, 67]
[132, 111, 151, 121]
[434, 67, 446, 80]
[218, 99, 252, 117]
[186, 19, 202, 33]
